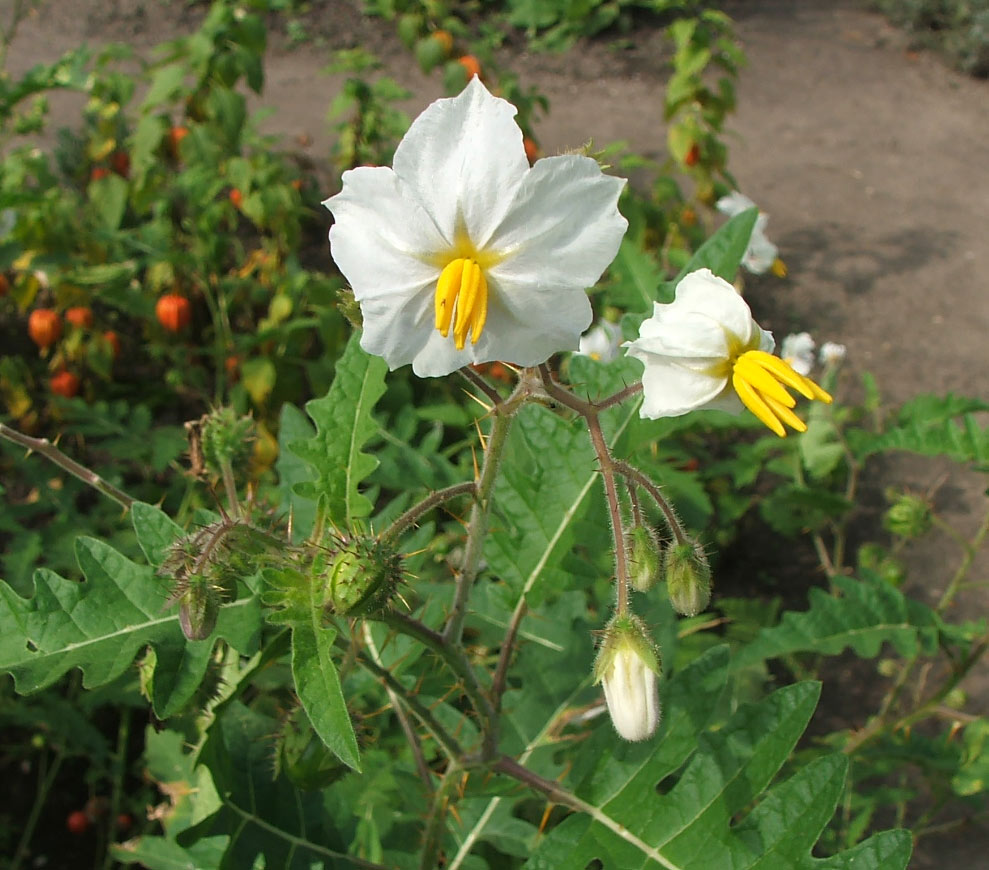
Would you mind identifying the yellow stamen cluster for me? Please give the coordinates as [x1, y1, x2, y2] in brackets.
[435, 257, 488, 350]
[731, 349, 832, 437]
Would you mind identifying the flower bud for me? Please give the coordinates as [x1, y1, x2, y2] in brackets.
[625, 524, 662, 593]
[593, 613, 661, 742]
[882, 491, 932, 539]
[177, 574, 219, 641]
[664, 540, 711, 617]
[199, 408, 256, 476]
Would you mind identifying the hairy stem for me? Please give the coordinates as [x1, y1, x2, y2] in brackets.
[419, 763, 462, 870]
[382, 481, 477, 542]
[0, 423, 135, 510]
[613, 459, 688, 547]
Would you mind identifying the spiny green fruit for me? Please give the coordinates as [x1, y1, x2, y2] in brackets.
[314, 535, 403, 617]
[199, 407, 255, 476]
[882, 490, 932, 539]
[664, 539, 712, 617]
[626, 524, 662, 593]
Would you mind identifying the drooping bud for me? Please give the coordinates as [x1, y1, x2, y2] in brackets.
[625, 524, 662, 593]
[313, 534, 404, 617]
[593, 613, 661, 742]
[882, 490, 932, 539]
[177, 574, 220, 641]
[664, 539, 712, 617]
[275, 704, 351, 791]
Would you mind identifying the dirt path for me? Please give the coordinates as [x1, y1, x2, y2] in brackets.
[6, 0, 989, 863]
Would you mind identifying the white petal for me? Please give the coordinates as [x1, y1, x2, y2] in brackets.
[743, 226, 778, 274]
[628, 349, 728, 419]
[487, 155, 627, 291]
[325, 166, 444, 302]
[392, 77, 529, 247]
[669, 269, 757, 347]
[716, 190, 756, 217]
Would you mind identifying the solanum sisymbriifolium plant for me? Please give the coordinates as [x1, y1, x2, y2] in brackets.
[13, 41, 989, 870]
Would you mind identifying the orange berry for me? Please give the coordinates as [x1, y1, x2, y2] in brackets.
[458, 54, 481, 79]
[156, 293, 191, 332]
[432, 29, 453, 55]
[50, 370, 80, 399]
[291, 178, 303, 191]
[66, 810, 90, 835]
[681, 206, 697, 226]
[224, 354, 240, 382]
[684, 143, 700, 167]
[168, 125, 189, 157]
[65, 306, 94, 329]
[523, 137, 539, 163]
[229, 188, 243, 208]
[28, 308, 62, 348]
[0, 273, 8, 296]
[110, 150, 130, 177]
[103, 330, 121, 359]
[90, 166, 110, 182]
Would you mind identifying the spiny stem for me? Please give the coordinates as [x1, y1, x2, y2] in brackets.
[613, 459, 688, 547]
[492, 598, 527, 713]
[220, 459, 240, 518]
[458, 365, 504, 408]
[443, 407, 513, 647]
[0, 422, 135, 510]
[382, 481, 477, 542]
[419, 763, 462, 870]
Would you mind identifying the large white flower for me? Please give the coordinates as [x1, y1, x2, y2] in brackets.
[577, 319, 622, 363]
[625, 269, 832, 437]
[324, 78, 628, 377]
[716, 191, 784, 276]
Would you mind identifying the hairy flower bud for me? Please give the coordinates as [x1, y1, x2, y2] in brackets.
[626, 524, 662, 593]
[664, 540, 712, 617]
[176, 574, 220, 641]
[593, 613, 661, 741]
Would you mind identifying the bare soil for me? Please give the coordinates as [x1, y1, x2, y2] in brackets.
[5, 0, 989, 866]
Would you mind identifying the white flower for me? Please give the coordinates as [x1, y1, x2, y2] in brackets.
[780, 332, 816, 376]
[324, 78, 628, 377]
[594, 614, 661, 742]
[624, 268, 832, 437]
[819, 341, 847, 366]
[716, 191, 784, 276]
[577, 320, 622, 363]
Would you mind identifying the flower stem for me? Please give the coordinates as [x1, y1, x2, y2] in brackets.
[0, 422, 135, 510]
[382, 481, 477, 543]
[220, 458, 240, 518]
[443, 408, 513, 646]
[613, 459, 688, 547]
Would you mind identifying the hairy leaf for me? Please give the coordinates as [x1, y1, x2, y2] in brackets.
[290, 331, 388, 529]
[0, 504, 261, 718]
[732, 574, 940, 671]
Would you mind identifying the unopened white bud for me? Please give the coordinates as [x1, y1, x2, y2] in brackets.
[593, 613, 661, 741]
[819, 341, 847, 366]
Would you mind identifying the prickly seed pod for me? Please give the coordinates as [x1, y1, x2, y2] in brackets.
[192, 407, 256, 477]
[882, 490, 932, 539]
[315, 534, 404, 617]
[593, 612, 661, 742]
[275, 704, 351, 791]
[626, 524, 662, 593]
[664, 539, 712, 617]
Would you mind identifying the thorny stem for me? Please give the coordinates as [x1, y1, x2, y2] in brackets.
[0, 423, 135, 510]
[376, 610, 497, 743]
[613, 459, 688, 547]
[419, 763, 463, 870]
[361, 624, 440, 782]
[458, 365, 504, 409]
[382, 481, 477, 543]
[102, 708, 131, 870]
[935, 509, 989, 612]
[443, 405, 514, 647]
[491, 598, 527, 713]
[220, 458, 240, 518]
[537, 365, 631, 614]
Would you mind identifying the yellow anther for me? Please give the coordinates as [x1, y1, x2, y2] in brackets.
[435, 257, 488, 350]
[732, 349, 832, 437]
[771, 257, 788, 278]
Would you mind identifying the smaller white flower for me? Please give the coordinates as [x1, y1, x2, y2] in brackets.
[624, 268, 832, 437]
[594, 613, 661, 742]
[716, 191, 785, 276]
[577, 320, 622, 363]
[780, 332, 816, 376]
[819, 341, 847, 366]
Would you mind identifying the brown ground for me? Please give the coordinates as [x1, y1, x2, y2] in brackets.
[5, 0, 989, 866]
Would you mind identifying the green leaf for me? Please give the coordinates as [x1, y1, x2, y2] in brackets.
[661, 208, 759, 296]
[524, 670, 910, 869]
[275, 402, 317, 543]
[176, 703, 359, 869]
[88, 173, 129, 231]
[291, 622, 360, 771]
[759, 484, 852, 536]
[290, 332, 388, 530]
[846, 394, 989, 464]
[608, 237, 665, 311]
[732, 574, 941, 671]
[0, 508, 261, 718]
